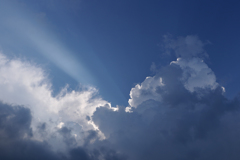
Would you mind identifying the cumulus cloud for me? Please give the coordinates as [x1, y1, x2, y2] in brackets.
[171, 57, 218, 92]
[128, 76, 164, 108]
[0, 102, 124, 160]
[128, 57, 218, 109]
[0, 53, 110, 153]
[92, 36, 240, 160]
[1, 35, 240, 160]
[0, 52, 127, 159]
[0, 102, 62, 160]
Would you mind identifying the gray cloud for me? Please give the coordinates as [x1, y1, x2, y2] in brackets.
[1, 35, 240, 160]
[92, 36, 240, 160]
[0, 102, 125, 160]
[93, 74, 240, 160]
[0, 102, 62, 160]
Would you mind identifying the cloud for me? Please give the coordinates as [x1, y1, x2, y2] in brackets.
[128, 57, 218, 109]
[92, 36, 240, 160]
[1, 35, 240, 160]
[163, 35, 209, 58]
[0, 102, 125, 160]
[0, 102, 61, 160]
[170, 57, 218, 92]
[0, 52, 127, 159]
[128, 76, 164, 108]
[0, 53, 110, 152]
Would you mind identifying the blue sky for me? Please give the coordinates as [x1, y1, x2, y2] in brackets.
[1, 0, 240, 160]
[1, 0, 240, 106]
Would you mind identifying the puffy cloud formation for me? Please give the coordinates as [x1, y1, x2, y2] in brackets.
[0, 102, 125, 160]
[128, 76, 164, 108]
[171, 58, 218, 92]
[1, 35, 240, 160]
[93, 36, 240, 160]
[0, 53, 110, 153]
[128, 57, 218, 109]
[0, 103, 61, 160]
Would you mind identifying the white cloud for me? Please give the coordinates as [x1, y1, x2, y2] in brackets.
[171, 57, 218, 92]
[128, 76, 164, 108]
[0, 35, 238, 160]
[93, 56, 239, 160]
[0, 53, 108, 151]
[128, 58, 218, 109]
[128, 35, 219, 109]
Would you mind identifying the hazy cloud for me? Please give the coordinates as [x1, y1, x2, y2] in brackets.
[163, 35, 209, 59]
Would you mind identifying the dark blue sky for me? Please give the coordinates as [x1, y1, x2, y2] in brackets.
[1, 0, 240, 105]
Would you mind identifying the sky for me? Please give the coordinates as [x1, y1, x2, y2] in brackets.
[0, 0, 240, 160]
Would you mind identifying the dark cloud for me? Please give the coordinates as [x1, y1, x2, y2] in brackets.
[69, 146, 126, 160]
[0, 103, 32, 139]
[1, 35, 240, 160]
[69, 147, 91, 160]
[0, 102, 62, 160]
[59, 127, 77, 146]
[0, 102, 126, 160]
[92, 48, 240, 160]
[93, 86, 240, 160]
